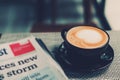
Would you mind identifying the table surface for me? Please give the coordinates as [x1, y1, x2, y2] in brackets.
[0, 31, 120, 80]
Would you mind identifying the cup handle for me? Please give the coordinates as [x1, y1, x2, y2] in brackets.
[61, 28, 69, 40]
[100, 53, 113, 61]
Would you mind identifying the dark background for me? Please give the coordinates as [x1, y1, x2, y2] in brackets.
[0, 0, 111, 33]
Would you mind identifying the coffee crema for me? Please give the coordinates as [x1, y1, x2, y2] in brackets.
[66, 26, 108, 49]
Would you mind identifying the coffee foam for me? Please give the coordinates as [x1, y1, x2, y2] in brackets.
[76, 30, 102, 43]
[66, 26, 108, 49]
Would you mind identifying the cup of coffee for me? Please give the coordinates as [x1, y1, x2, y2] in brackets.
[60, 26, 110, 67]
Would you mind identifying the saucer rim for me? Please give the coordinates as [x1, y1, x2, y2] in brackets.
[56, 43, 114, 72]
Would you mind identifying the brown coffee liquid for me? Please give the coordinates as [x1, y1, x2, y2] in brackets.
[66, 26, 108, 49]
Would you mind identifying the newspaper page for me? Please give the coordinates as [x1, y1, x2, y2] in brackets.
[0, 36, 68, 80]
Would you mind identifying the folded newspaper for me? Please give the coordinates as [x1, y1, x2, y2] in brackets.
[0, 36, 68, 80]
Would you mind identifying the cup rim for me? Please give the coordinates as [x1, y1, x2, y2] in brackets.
[64, 26, 110, 50]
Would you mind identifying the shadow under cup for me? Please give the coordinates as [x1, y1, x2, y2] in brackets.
[60, 26, 110, 67]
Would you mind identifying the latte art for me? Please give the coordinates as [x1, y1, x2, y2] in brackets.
[76, 30, 102, 44]
[66, 26, 108, 49]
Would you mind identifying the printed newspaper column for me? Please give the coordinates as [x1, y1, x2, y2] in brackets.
[0, 36, 68, 80]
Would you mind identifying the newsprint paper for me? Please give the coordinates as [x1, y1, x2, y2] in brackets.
[0, 36, 68, 80]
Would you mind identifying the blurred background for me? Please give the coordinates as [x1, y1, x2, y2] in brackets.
[0, 0, 119, 33]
